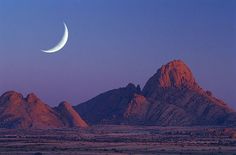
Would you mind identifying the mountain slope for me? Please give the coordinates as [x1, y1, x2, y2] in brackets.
[1, 60, 235, 127]
[75, 83, 141, 124]
[55, 101, 88, 127]
[76, 60, 236, 126]
[0, 91, 88, 129]
[142, 60, 235, 126]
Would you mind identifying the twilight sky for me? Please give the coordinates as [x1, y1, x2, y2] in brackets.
[0, 0, 235, 108]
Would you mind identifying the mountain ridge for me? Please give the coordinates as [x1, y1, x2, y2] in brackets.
[76, 60, 236, 126]
[0, 91, 88, 129]
[0, 59, 235, 128]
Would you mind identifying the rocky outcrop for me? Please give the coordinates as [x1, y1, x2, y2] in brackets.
[76, 60, 236, 126]
[141, 60, 235, 126]
[55, 101, 88, 127]
[123, 94, 150, 124]
[142, 60, 201, 100]
[0, 91, 87, 129]
[1, 60, 235, 127]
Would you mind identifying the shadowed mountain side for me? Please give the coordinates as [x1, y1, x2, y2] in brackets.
[75, 60, 236, 126]
[0, 91, 87, 129]
[74, 83, 142, 124]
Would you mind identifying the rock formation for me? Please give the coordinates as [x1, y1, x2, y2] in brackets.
[141, 60, 235, 126]
[1, 59, 235, 128]
[55, 101, 88, 127]
[76, 60, 236, 126]
[75, 83, 141, 124]
[0, 91, 87, 129]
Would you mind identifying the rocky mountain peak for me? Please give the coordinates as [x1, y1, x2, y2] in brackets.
[56, 101, 88, 127]
[143, 60, 199, 98]
[157, 60, 196, 88]
[58, 101, 74, 111]
[25, 93, 39, 103]
[0, 91, 23, 105]
[126, 83, 136, 88]
[126, 83, 142, 94]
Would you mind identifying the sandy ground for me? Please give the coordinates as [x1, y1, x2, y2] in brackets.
[0, 125, 235, 155]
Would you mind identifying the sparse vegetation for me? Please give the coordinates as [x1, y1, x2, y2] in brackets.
[0, 126, 235, 154]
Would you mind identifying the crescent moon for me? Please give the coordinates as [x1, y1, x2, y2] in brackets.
[42, 23, 69, 53]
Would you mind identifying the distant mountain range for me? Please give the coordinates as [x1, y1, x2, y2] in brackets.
[1, 60, 236, 128]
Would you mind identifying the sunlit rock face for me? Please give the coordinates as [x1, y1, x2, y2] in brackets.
[76, 60, 236, 126]
[0, 91, 88, 129]
[142, 60, 235, 126]
[143, 60, 199, 99]
[55, 101, 88, 127]
[146, 60, 196, 88]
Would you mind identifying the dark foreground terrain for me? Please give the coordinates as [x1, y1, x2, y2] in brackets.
[0, 125, 236, 155]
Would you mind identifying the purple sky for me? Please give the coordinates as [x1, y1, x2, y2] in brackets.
[0, 0, 235, 108]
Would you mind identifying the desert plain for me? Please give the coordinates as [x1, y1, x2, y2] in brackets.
[0, 125, 236, 155]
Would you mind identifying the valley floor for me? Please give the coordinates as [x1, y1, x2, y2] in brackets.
[0, 125, 236, 155]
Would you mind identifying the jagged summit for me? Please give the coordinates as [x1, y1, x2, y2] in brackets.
[125, 83, 142, 94]
[26, 93, 40, 103]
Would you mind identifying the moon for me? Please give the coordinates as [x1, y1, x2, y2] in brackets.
[42, 23, 69, 53]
